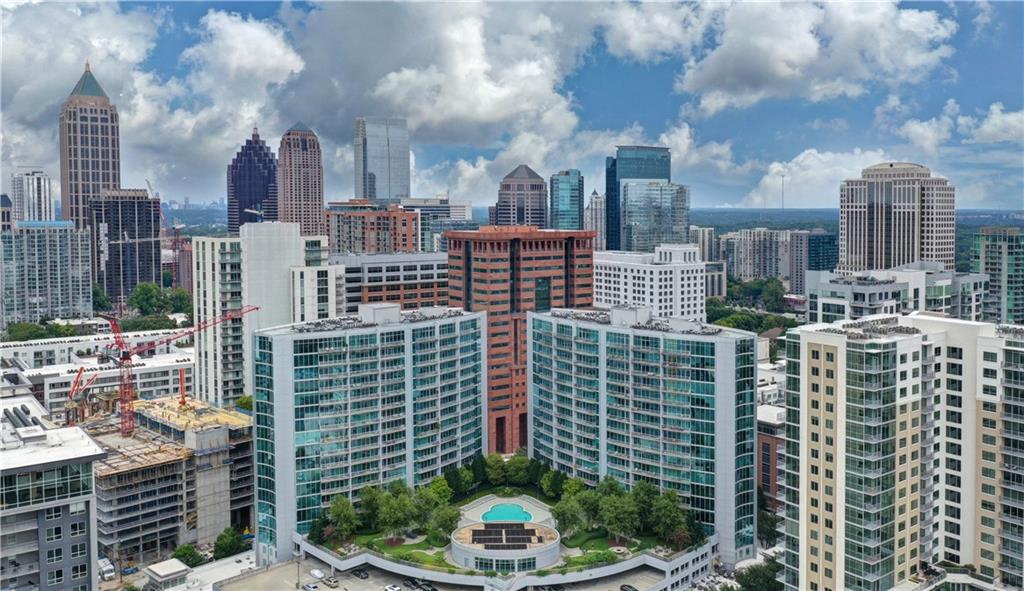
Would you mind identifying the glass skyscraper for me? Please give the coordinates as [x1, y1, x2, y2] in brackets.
[549, 169, 584, 230]
[527, 306, 757, 566]
[354, 117, 411, 203]
[620, 180, 689, 252]
[605, 146, 671, 250]
[227, 129, 278, 235]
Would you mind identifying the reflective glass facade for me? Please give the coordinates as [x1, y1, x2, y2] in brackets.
[354, 117, 410, 203]
[605, 146, 670, 250]
[620, 181, 690, 253]
[228, 130, 278, 234]
[549, 169, 584, 230]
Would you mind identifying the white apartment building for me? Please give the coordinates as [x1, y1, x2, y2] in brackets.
[688, 225, 717, 261]
[594, 244, 706, 321]
[9, 167, 53, 222]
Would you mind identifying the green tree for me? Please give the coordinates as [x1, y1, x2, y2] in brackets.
[358, 486, 383, 531]
[127, 282, 168, 316]
[328, 496, 360, 540]
[470, 454, 487, 483]
[430, 505, 460, 536]
[650, 492, 685, 540]
[506, 454, 530, 485]
[561, 477, 586, 499]
[427, 476, 454, 505]
[213, 527, 245, 559]
[736, 560, 784, 591]
[485, 453, 507, 486]
[119, 315, 178, 332]
[378, 492, 415, 541]
[629, 480, 659, 534]
[551, 496, 582, 536]
[527, 458, 545, 485]
[458, 465, 474, 493]
[93, 283, 112, 312]
[5, 322, 49, 342]
[596, 476, 625, 497]
[167, 288, 192, 314]
[685, 510, 706, 545]
[387, 479, 410, 496]
[576, 490, 602, 530]
[162, 269, 173, 288]
[413, 487, 442, 532]
[172, 543, 204, 567]
[540, 470, 564, 498]
[599, 495, 638, 543]
[444, 468, 465, 496]
[307, 513, 327, 545]
[667, 527, 693, 551]
[234, 395, 253, 411]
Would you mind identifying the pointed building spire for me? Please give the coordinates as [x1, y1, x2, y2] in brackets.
[85, 60, 91, 72]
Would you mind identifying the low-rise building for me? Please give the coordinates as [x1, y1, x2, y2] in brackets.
[594, 244, 706, 320]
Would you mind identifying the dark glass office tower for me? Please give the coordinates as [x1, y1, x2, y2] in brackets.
[604, 146, 670, 250]
[228, 128, 278, 235]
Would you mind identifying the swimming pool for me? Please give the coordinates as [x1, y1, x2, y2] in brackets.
[481, 502, 533, 522]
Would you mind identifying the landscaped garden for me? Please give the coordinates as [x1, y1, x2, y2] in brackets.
[305, 450, 710, 574]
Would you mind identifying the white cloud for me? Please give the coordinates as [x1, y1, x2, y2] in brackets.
[874, 94, 913, 130]
[896, 99, 959, 155]
[678, 2, 957, 116]
[973, 0, 994, 37]
[958, 103, 1024, 144]
[743, 147, 889, 208]
[599, 3, 721, 62]
[657, 122, 760, 176]
[807, 118, 849, 132]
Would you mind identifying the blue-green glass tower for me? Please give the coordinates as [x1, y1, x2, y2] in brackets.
[605, 146, 671, 250]
[549, 169, 584, 230]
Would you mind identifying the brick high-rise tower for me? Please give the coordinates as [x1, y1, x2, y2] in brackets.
[59, 62, 121, 229]
[277, 123, 324, 235]
[445, 225, 595, 453]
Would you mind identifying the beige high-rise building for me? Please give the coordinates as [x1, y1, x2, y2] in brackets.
[276, 123, 324, 235]
[838, 162, 955, 273]
[783, 314, 1024, 591]
[59, 62, 121, 229]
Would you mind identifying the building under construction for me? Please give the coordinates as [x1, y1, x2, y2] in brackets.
[83, 396, 253, 567]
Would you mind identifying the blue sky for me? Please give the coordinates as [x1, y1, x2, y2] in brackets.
[2, 1, 1022, 209]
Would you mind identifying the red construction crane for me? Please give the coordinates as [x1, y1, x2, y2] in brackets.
[65, 366, 99, 426]
[99, 305, 258, 437]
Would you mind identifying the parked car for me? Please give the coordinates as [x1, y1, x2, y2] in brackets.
[621, 585, 639, 591]
[350, 568, 369, 579]
[121, 566, 138, 575]
[386, 585, 403, 591]
[302, 584, 319, 591]
[310, 569, 325, 579]
[404, 579, 419, 590]
[323, 576, 340, 588]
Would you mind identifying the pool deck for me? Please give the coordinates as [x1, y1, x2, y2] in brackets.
[459, 494, 554, 527]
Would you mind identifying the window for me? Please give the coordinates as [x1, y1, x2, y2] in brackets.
[45, 506, 62, 520]
[70, 522, 86, 537]
[72, 564, 88, 580]
[48, 570, 64, 586]
[71, 543, 87, 559]
[69, 502, 86, 516]
[47, 548, 63, 563]
[45, 526, 62, 542]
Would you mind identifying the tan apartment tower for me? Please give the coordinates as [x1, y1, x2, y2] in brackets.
[277, 122, 325, 235]
[59, 62, 121, 229]
[838, 162, 955, 273]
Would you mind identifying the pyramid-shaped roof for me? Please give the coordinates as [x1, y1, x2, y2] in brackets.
[288, 121, 314, 133]
[69, 63, 108, 98]
[504, 164, 542, 180]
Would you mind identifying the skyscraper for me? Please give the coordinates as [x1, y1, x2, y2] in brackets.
[788, 228, 837, 295]
[492, 165, 547, 227]
[445, 226, 595, 453]
[59, 62, 121, 229]
[276, 123, 324, 235]
[9, 167, 53, 222]
[838, 162, 955, 273]
[688, 225, 717, 261]
[89, 188, 161, 304]
[548, 169, 584, 230]
[620, 180, 689, 253]
[227, 128, 278, 235]
[354, 116, 410, 203]
[605, 146, 670, 250]
[973, 226, 1023, 324]
[583, 191, 606, 250]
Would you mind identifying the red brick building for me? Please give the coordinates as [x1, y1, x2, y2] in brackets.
[445, 225, 595, 453]
[325, 200, 419, 254]
[757, 404, 786, 510]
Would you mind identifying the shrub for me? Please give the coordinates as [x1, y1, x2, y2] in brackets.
[484, 570, 498, 577]
[535, 569, 549, 576]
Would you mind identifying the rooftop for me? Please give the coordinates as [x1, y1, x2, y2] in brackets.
[452, 521, 559, 551]
[503, 164, 543, 180]
[443, 225, 596, 240]
[810, 316, 922, 341]
[135, 396, 251, 431]
[68, 62, 108, 98]
[146, 558, 191, 581]
[256, 305, 476, 337]
[287, 121, 314, 133]
[545, 306, 753, 339]
[21, 350, 194, 380]
[0, 328, 181, 351]
[1, 396, 106, 473]
[757, 405, 786, 426]
[85, 421, 191, 478]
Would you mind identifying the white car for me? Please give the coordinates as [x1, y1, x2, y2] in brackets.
[310, 569, 326, 579]
[386, 586, 402, 591]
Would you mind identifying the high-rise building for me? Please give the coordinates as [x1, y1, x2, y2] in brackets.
[549, 169, 584, 230]
[276, 123, 324, 235]
[838, 162, 955, 273]
[620, 180, 689, 252]
[192, 222, 328, 407]
[399, 196, 472, 251]
[788, 229, 838, 295]
[1, 221, 92, 333]
[325, 251, 448, 314]
[354, 116, 410, 203]
[719, 228, 788, 281]
[253, 304, 487, 565]
[59, 62, 120, 230]
[705, 260, 727, 298]
[10, 167, 53, 222]
[583, 191, 606, 250]
[0, 194, 11, 233]
[605, 146, 671, 250]
[324, 200, 419, 254]
[493, 165, 548, 227]
[89, 188, 161, 304]
[782, 314, 1024, 590]
[0, 396, 107, 591]
[973, 226, 1023, 325]
[594, 244, 706, 320]
[805, 262, 988, 322]
[427, 218, 481, 253]
[445, 226, 595, 453]
[527, 306, 757, 566]
[688, 225, 717, 261]
[227, 129, 278, 235]
[757, 405, 786, 511]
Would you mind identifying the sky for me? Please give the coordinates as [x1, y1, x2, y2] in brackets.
[2, 1, 1023, 210]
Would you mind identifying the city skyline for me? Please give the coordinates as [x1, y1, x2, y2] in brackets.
[1, 2, 1021, 210]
